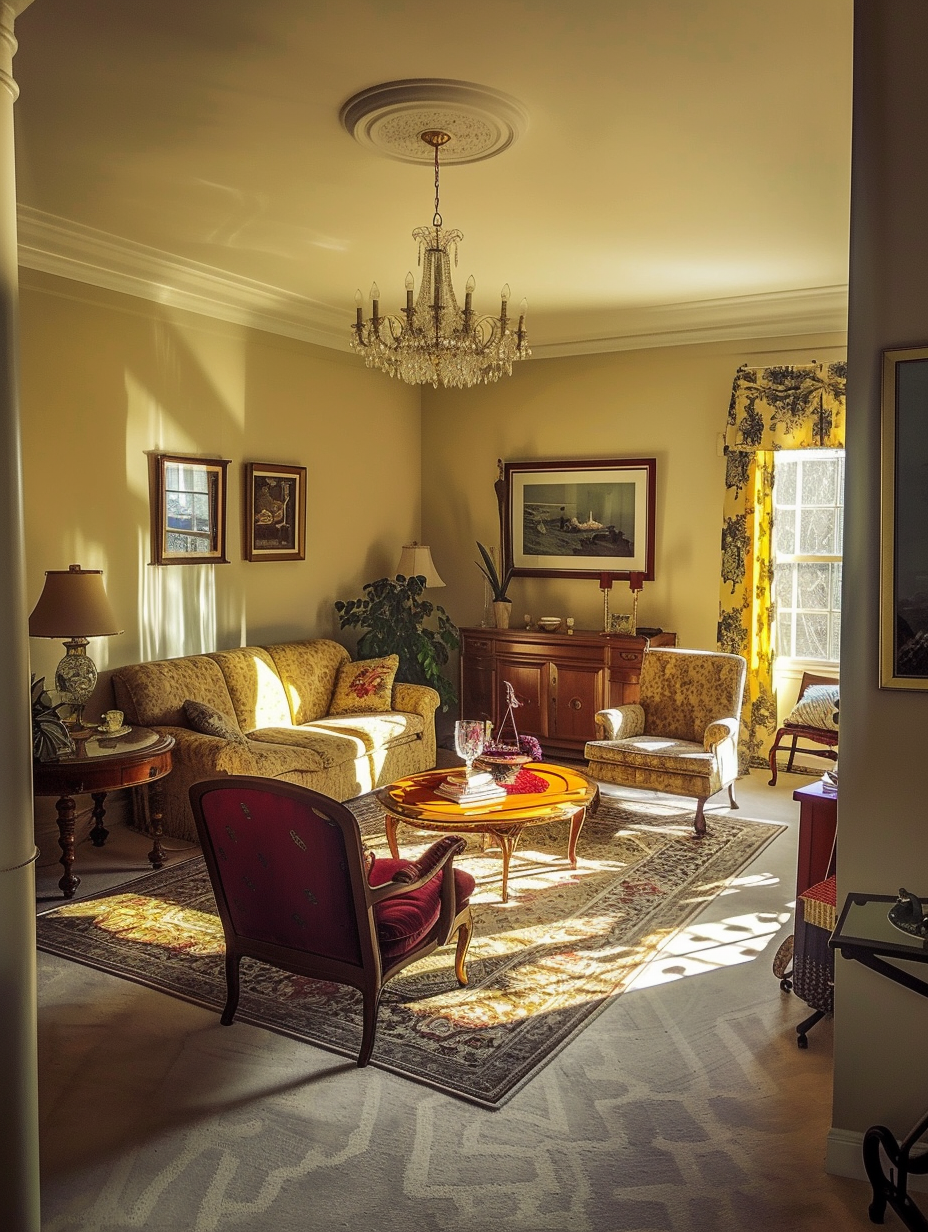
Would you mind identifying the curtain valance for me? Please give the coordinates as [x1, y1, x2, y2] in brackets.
[724, 362, 847, 454]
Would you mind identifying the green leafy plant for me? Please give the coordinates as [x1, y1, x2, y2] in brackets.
[31, 674, 74, 762]
[335, 574, 460, 712]
[475, 541, 513, 602]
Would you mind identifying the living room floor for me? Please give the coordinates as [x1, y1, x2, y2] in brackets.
[33, 765, 873, 1232]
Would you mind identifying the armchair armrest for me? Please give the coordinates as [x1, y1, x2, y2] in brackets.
[594, 705, 645, 741]
[367, 835, 467, 904]
[704, 717, 739, 751]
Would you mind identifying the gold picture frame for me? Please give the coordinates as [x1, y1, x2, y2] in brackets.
[243, 463, 307, 562]
[151, 454, 230, 565]
[881, 346, 928, 688]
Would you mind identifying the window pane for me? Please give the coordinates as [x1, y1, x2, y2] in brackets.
[797, 561, 830, 611]
[799, 507, 837, 554]
[777, 619, 795, 657]
[799, 457, 838, 505]
[775, 456, 797, 504]
[775, 561, 796, 612]
[831, 562, 843, 610]
[795, 611, 830, 658]
[774, 512, 796, 555]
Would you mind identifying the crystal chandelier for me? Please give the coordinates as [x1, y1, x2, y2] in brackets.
[351, 130, 529, 389]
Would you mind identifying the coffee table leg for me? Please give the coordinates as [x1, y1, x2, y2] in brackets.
[567, 806, 587, 868]
[55, 793, 80, 899]
[490, 829, 523, 904]
[90, 791, 109, 847]
[384, 813, 400, 860]
[147, 780, 166, 870]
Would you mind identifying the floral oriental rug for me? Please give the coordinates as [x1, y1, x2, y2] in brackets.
[35, 794, 784, 1107]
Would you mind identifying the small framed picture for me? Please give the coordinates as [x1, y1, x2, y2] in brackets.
[609, 614, 636, 635]
[151, 454, 230, 565]
[243, 463, 307, 562]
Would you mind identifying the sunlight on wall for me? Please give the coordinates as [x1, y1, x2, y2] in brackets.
[137, 527, 218, 661]
[124, 372, 199, 502]
[162, 311, 247, 430]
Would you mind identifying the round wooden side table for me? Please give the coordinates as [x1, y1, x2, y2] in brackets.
[33, 726, 175, 899]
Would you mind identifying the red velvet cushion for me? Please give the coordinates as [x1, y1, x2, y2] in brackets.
[369, 857, 475, 961]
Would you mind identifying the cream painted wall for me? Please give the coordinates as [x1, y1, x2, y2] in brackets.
[421, 334, 846, 653]
[18, 269, 421, 697]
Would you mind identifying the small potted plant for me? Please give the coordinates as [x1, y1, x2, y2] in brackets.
[475, 542, 513, 629]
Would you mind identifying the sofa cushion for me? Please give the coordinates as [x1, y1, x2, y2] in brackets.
[329, 655, 399, 716]
[113, 656, 238, 728]
[247, 711, 424, 768]
[262, 640, 350, 724]
[369, 856, 475, 961]
[209, 647, 293, 732]
[183, 699, 247, 744]
[586, 735, 716, 777]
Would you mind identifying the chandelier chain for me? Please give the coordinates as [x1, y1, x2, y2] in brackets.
[433, 141, 442, 228]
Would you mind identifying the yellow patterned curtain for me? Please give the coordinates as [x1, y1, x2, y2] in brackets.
[717, 363, 846, 772]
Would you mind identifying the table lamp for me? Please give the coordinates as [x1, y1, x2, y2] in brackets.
[395, 542, 445, 588]
[28, 564, 123, 727]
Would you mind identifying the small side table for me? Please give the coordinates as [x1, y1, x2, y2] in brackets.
[831, 892, 928, 1230]
[33, 726, 175, 899]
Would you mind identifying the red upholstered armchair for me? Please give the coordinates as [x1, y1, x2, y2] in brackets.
[189, 776, 475, 1067]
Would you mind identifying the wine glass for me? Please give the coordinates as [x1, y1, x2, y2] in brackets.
[454, 719, 487, 779]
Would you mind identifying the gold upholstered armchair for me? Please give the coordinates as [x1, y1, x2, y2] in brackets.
[584, 648, 747, 836]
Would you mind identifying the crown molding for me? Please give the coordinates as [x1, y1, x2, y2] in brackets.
[16, 205, 350, 351]
[530, 285, 848, 358]
[16, 205, 848, 358]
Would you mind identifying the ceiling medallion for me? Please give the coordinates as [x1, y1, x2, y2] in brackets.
[339, 78, 528, 165]
[345, 83, 530, 389]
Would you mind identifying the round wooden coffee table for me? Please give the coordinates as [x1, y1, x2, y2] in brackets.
[374, 762, 600, 902]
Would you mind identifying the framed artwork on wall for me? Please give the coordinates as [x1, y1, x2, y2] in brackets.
[243, 462, 307, 562]
[881, 346, 928, 688]
[151, 454, 230, 565]
[503, 458, 656, 580]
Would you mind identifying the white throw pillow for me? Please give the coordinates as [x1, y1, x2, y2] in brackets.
[785, 684, 839, 731]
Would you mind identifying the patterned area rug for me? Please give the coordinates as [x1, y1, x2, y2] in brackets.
[36, 794, 784, 1107]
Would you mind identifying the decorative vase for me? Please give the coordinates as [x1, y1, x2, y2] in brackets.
[493, 600, 512, 629]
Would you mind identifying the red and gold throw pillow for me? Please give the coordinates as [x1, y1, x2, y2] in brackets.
[329, 655, 399, 715]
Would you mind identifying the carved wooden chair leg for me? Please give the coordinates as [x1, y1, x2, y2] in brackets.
[454, 911, 473, 986]
[768, 741, 780, 786]
[694, 798, 707, 837]
[221, 950, 242, 1025]
[728, 783, 739, 809]
[786, 737, 798, 774]
[358, 988, 383, 1068]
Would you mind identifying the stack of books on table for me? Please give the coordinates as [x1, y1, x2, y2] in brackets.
[435, 770, 507, 804]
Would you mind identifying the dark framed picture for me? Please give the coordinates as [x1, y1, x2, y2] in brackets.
[243, 463, 307, 562]
[503, 458, 656, 580]
[151, 454, 230, 565]
[881, 347, 928, 688]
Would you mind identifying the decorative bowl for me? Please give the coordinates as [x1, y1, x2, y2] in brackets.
[538, 617, 562, 632]
[475, 750, 532, 784]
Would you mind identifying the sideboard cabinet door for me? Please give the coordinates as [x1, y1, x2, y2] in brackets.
[459, 627, 677, 753]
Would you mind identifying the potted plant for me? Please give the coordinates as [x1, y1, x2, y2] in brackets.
[475, 541, 513, 629]
[335, 574, 460, 711]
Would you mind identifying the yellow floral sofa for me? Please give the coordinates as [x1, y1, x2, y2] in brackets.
[584, 647, 746, 836]
[113, 640, 438, 843]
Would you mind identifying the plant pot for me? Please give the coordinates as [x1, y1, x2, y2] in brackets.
[475, 750, 531, 784]
[493, 600, 512, 629]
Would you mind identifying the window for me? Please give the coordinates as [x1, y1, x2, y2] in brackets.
[773, 449, 844, 662]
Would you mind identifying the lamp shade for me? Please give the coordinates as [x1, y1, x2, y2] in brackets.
[396, 542, 445, 588]
[28, 565, 123, 638]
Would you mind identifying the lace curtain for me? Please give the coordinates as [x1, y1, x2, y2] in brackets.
[717, 362, 846, 771]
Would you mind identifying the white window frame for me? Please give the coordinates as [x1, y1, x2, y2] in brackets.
[773, 448, 844, 671]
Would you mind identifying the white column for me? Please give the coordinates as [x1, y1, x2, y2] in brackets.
[0, 3, 40, 1229]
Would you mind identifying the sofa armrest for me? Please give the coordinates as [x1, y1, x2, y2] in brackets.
[391, 681, 440, 720]
[704, 717, 739, 751]
[594, 705, 645, 741]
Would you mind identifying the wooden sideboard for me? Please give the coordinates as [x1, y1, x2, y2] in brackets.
[459, 626, 677, 754]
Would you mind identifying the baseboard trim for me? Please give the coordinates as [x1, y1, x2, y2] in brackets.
[828, 1126, 928, 1192]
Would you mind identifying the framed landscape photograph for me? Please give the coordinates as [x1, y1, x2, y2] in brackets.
[151, 453, 230, 565]
[243, 463, 307, 562]
[503, 458, 656, 580]
[881, 346, 928, 688]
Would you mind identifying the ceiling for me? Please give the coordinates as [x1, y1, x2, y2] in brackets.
[11, 0, 853, 356]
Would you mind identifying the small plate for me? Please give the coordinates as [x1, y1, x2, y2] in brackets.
[96, 725, 131, 738]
